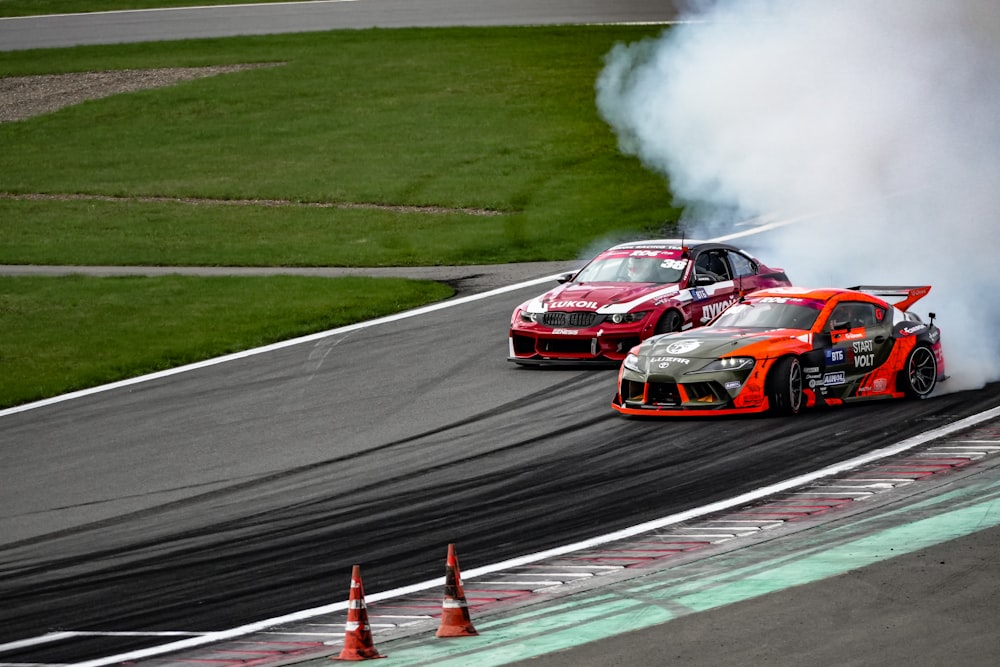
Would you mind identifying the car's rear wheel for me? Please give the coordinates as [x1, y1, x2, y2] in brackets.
[654, 310, 683, 335]
[901, 345, 937, 399]
[766, 356, 803, 415]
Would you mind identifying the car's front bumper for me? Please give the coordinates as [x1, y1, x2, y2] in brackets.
[611, 363, 770, 415]
[508, 325, 645, 364]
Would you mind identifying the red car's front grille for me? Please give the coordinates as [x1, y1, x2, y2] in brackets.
[542, 311, 601, 327]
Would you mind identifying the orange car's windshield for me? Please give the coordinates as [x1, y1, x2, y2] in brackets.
[712, 299, 822, 330]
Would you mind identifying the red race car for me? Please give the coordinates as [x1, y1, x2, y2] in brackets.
[612, 285, 946, 416]
[508, 239, 790, 365]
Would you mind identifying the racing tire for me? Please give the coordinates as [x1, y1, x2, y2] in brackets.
[766, 355, 804, 415]
[901, 345, 937, 399]
[654, 310, 683, 335]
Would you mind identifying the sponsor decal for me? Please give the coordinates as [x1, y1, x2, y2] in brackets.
[854, 353, 875, 368]
[724, 380, 742, 390]
[550, 300, 598, 310]
[689, 288, 709, 301]
[824, 371, 846, 386]
[826, 348, 846, 363]
[806, 367, 822, 389]
[665, 340, 703, 354]
[899, 323, 927, 336]
[852, 339, 874, 353]
[837, 330, 866, 340]
[873, 378, 888, 392]
[552, 329, 578, 335]
[700, 297, 737, 323]
[651, 356, 691, 365]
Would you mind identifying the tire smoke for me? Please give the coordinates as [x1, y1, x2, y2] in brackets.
[596, 0, 1000, 391]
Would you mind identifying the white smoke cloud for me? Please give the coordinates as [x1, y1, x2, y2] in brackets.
[596, 0, 1000, 391]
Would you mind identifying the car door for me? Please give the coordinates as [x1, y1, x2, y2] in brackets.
[726, 249, 768, 291]
[821, 300, 894, 398]
[689, 249, 738, 325]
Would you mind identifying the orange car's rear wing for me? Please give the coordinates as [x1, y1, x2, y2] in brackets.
[848, 285, 932, 312]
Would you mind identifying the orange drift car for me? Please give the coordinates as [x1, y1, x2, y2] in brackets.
[612, 285, 945, 416]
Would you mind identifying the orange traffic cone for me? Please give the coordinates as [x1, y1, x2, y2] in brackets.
[333, 565, 385, 661]
[435, 543, 478, 638]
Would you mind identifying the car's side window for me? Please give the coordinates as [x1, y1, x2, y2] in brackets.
[727, 251, 757, 277]
[826, 302, 879, 331]
[694, 251, 731, 282]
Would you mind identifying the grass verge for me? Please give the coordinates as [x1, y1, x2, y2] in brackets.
[0, 27, 679, 266]
[0, 275, 454, 408]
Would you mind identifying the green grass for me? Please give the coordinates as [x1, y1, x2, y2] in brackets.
[0, 25, 680, 409]
[0, 27, 679, 266]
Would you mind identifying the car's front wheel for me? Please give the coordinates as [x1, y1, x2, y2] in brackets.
[901, 345, 937, 399]
[766, 356, 804, 415]
[654, 310, 683, 335]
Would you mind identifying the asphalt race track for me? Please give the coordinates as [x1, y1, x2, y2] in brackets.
[3, 279, 1000, 664]
[0, 0, 684, 51]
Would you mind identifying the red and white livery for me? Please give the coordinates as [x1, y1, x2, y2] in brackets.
[509, 239, 791, 365]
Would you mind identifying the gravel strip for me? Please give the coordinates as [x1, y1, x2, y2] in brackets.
[0, 64, 278, 122]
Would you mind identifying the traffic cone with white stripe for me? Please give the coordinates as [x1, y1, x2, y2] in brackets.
[435, 543, 478, 638]
[333, 565, 385, 661]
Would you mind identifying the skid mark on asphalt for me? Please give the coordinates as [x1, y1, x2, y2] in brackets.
[7, 418, 997, 667]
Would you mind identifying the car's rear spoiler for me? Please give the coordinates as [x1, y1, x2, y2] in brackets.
[848, 285, 931, 312]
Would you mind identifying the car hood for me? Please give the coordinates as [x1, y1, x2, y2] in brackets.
[530, 282, 680, 313]
[640, 327, 809, 360]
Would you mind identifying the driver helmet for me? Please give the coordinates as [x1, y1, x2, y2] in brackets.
[626, 257, 643, 280]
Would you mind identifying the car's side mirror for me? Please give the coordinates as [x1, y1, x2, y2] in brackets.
[832, 319, 851, 331]
[557, 271, 575, 284]
[694, 274, 715, 286]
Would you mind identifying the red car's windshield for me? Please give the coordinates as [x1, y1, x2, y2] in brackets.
[712, 297, 824, 330]
[574, 250, 688, 284]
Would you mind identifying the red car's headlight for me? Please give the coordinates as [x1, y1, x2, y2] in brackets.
[610, 310, 650, 324]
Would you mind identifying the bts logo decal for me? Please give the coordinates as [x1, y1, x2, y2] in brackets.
[688, 288, 709, 302]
